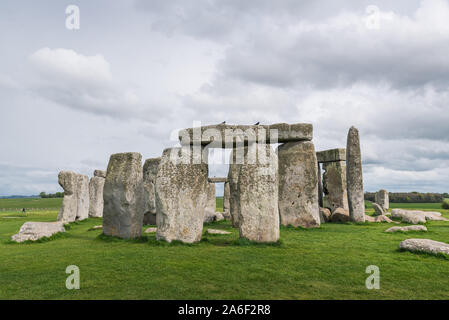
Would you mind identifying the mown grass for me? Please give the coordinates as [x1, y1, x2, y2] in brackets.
[0, 199, 449, 299]
[0, 197, 62, 210]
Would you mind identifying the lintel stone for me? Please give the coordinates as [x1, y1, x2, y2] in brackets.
[316, 148, 346, 163]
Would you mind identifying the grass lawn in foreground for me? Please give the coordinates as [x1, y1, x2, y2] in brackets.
[0, 198, 449, 299]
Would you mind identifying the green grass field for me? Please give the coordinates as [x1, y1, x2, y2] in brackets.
[1, 198, 449, 300]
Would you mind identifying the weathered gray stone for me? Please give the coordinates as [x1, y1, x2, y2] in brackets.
[372, 203, 385, 216]
[319, 207, 331, 223]
[278, 141, 320, 228]
[11, 222, 65, 243]
[215, 212, 224, 221]
[155, 146, 209, 243]
[94, 170, 106, 178]
[76, 174, 89, 221]
[223, 181, 230, 215]
[88, 175, 105, 218]
[365, 214, 393, 223]
[330, 208, 350, 222]
[346, 126, 365, 222]
[208, 177, 228, 183]
[179, 123, 313, 147]
[322, 161, 348, 213]
[385, 225, 427, 233]
[103, 152, 145, 239]
[207, 229, 231, 235]
[375, 189, 389, 211]
[318, 164, 324, 207]
[145, 227, 157, 233]
[316, 148, 346, 163]
[228, 148, 243, 228]
[391, 209, 447, 224]
[57, 171, 78, 222]
[204, 182, 216, 222]
[143, 157, 160, 225]
[399, 238, 449, 255]
[238, 143, 279, 242]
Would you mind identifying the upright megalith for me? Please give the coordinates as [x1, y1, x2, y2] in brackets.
[142, 157, 160, 225]
[322, 161, 348, 212]
[76, 174, 89, 221]
[103, 152, 145, 239]
[346, 126, 365, 222]
[204, 182, 217, 222]
[155, 146, 209, 243]
[57, 171, 90, 222]
[89, 170, 106, 218]
[237, 143, 279, 242]
[375, 189, 389, 211]
[278, 141, 320, 228]
[228, 147, 244, 228]
[57, 171, 79, 222]
[223, 181, 230, 218]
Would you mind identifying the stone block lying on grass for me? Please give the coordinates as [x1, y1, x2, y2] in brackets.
[385, 225, 427, 233]
[11, 222, 65, 243]
[399, 238, 449, 255]
[391, 209, 448, 224]
[207, 229, 231, 235]
[330, 208, 350, 222]
[365, 215, 394, 223]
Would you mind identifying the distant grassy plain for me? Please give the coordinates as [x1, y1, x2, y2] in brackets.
[1, 198, 449, 300]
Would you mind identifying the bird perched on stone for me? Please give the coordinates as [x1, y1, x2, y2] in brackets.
[254, 121, 260, 125]
[221, 121, 226, 124]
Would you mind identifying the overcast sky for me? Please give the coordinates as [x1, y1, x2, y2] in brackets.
[1, 0, 449, 196]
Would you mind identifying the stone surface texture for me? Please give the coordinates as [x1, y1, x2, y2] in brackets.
[316, 148, 346, 163]
[399, 238, 449, 255]
[88, 174, 105, 218]
[346, 126, 365, 222]
[278, 141, 320, 228]
[385, 225, 427, 233]
[375, 189, 389, 211]
[322, 161, 348, 212]
[11, 222, 65, 243]
[103, 152, 145, 239]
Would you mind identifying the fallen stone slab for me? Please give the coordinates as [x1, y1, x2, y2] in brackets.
[330, 208, 350, 223]
[316, 148, 346, 163]
[11, 222, 65, 243]
[90, 225, 103, 230]
[391, 209, 447, 224]
[319, 207, 331, 223]
[399, 238, 449, 255]
[145, 227, 157, 233]
[179, 123, 313, 147]
[365, 215, 394, 223]
[385, 225, 427, 233]
[372, 203, 386, 216]
[207, 229, 231, 235]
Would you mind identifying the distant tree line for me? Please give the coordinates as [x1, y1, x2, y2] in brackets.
[365, 192, 448, 203]
[39, 192, 64, 198]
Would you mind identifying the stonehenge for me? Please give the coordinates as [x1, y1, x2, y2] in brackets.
[143, 158, 160, 225]
[53, 122, 370, 244]
[346, 127, 365, 223]
[375, 189, 389, 211]
[278, 141, 320, 228]
[103, 152, 145, 239]
[11, 221, 66, 243]
[89, 170, 106, 218]
[57, 171, 90, 222]
[155, 146, 209, 243]
[237, 143, 279, 242]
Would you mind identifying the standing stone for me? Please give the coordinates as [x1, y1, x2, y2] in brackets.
[89, 171, 106, 218]
[76, 174, 89, 221]
[322, 161, 348, 212]
[103, 152, 144, 239]
[143, 158, 160, 225]
[204, 182, 217, 223]
[346, 126, 365, 222]
[278, 141, 320, 228]
[375, 189, 389, 211]
[57, 171, 78, 222]
[223, 181, 230, 218]
[228, 147, 243, 228]
[317, 163, 324, 208]
[238, 143, 279, 242]
[155, 146, 209, 243]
